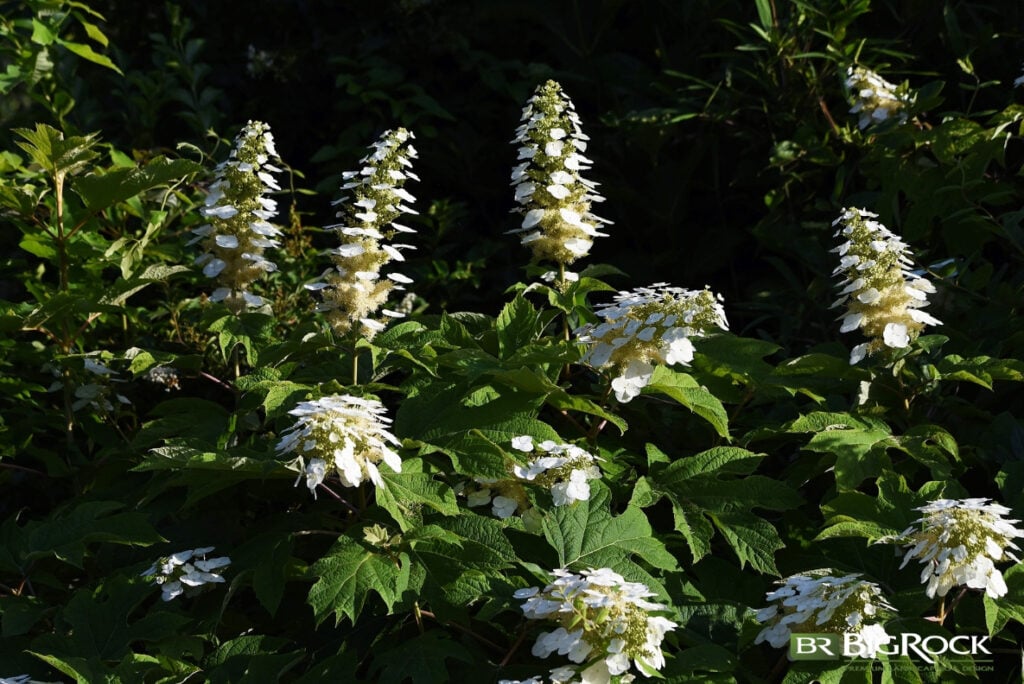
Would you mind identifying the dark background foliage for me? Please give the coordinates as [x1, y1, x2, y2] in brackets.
[8, 0, 1022, 345]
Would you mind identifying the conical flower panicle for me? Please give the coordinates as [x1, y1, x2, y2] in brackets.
[277, 394, 402, 496]
[754, 570, 894, 656]
[887, 498, 1024, 599]
[192, 121, 282, 313]
[515, 568, 677, 681]
[509, 80, 609, 277]
[845, 66, 913, 130]
[575, 284, 728, 402]
[831, 208, 941, 364]
[308, 128, 418, 340]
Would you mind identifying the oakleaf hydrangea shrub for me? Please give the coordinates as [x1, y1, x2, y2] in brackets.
[6, 4, 1024, 682]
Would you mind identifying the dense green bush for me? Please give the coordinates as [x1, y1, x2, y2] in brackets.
[4, 1, 1024, 681]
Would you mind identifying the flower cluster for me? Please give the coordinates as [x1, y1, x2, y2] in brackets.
[831, 208, 941, 364]
[845, 66, 913, 129]
[307, 128, 418, 340]
[277, 395, 402, 496]
[511, 436, 602, 506]
[515, 568, 677, 681]
[145, 364, 181, 391]
[43, 356, 131, 415]
[465, 437, 602, 526]
[754, 571, 894, 656]
[192, 121, 282, 313]
[499, 668, 588, 684]
[510, 80, 609, 277]
[141, 547, 231, 602]
[575, 284, 728, 402]
[889, 498, 1024, 599]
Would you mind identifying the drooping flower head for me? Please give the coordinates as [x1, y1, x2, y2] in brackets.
[509, 80, 609, 278]
[465, 437, 602, 527]
[308, 128, 418, 340]
[141, 546, 231, 602]
[277, 394, 402, 496]
[888, 498, 1024, 599]
[754, 570, 895, 656]
[515, 568, 677, 681]
[845, 66, 913, 130]
[192, 121, 282, 313]
[831, 208, 941, 364]
[575, 284, 728, 402]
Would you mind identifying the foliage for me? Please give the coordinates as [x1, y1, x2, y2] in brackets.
[3, 0, 1024, 681]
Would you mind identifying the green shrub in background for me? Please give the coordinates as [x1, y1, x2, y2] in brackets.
[3, 0, 1024, 681]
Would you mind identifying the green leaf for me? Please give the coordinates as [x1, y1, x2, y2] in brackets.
[643, 366, 730, 439]
[13, 124, 99, 178]
[132, 399, 230, 451]
[709, 511, 784, 575]
[543, 483, 677, 595]
[818, 475, 919, 542]
[0, 594, 47, 637]
[30, 576, 188, 665]
[370, 630, 473, 684]
[308, 535, 411, 625]
[643, 447, 797, 570]
[672, 503, 715, 564]
[495, 294, 540, 359]
[18, 234, 57, 261]
[250, 534, 295, 617]
[72, 156, 201, 212]
[377, 460, 460, 530]
[794, 413, 891, 490]
[203, 634, 303, 684]
[12, 500, 164, 568]
[411, 514, 517, 579]
[395, 379, 558, 455]
[56, 38, 123, 75]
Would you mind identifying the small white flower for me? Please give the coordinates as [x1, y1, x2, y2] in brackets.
[492, 495, 519, 519]
[610, 359, 654, 403]
[512, 435, 535, 452]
